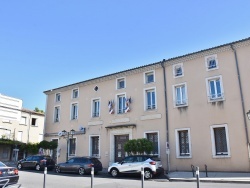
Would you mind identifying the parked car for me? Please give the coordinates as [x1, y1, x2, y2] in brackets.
[55, 156, 103, 175]
[0, 161, 19, 188]
[17, 155, 55, 171]
[108, 155, 164, 179]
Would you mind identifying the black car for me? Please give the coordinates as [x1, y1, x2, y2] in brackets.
[17, 155, 55, 171]
[55, 156, 103, 175]
[0, 161, 19, 188]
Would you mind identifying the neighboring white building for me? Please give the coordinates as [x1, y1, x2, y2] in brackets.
[0, 94, 45, 162]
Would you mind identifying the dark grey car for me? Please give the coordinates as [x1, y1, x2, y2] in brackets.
[55, 156, 103, 175]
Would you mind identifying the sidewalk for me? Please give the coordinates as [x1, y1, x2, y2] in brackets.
[166, 171, 250, 184]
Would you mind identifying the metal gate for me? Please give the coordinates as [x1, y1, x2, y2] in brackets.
[114, 134, 129, 162]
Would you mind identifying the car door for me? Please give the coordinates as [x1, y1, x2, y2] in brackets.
[60, 158, 74, 172]
[130, 156, 144, 173]
[22, 156, 33, 168]
[118, 156, 134, 173]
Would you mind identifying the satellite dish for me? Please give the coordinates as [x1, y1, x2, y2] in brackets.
[58, 131, 63, 137]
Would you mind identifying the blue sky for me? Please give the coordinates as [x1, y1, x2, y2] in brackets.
[0, 0, 250, 111]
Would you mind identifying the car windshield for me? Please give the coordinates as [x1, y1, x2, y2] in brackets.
[0, 161, 7, 167]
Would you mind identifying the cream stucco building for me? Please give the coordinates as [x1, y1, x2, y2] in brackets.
[44, 37, 250, 172]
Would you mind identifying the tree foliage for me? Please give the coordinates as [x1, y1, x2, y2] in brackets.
[124, 138, 153, 155]
[34, 107, 44, 113]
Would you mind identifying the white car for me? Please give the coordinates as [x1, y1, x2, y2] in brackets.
[108, 155, 163, 179]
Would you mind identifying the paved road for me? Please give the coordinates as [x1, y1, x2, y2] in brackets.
[17, 170, 250, 188]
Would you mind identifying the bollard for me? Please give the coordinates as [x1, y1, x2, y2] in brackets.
[205, 164, 208, 177]
[191, 164, 195, 177]
[91, 167, 94, 188]
[196, 166, 200, 188]
[43, 167, 47, 188]
[141, 166, 144, 188]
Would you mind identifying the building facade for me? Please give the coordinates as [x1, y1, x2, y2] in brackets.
[0, 94, 45, 161]
[44, 37, 250, 172]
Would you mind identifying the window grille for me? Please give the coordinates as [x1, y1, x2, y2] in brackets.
[214, 127, 228, 155]
[178, 130, 190, 156]
[146, 133, 158, 155]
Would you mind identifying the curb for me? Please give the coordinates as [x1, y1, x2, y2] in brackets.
[169, 178, 250, 184]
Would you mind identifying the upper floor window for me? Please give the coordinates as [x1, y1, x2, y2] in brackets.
[71, 103, 78, 120]
[210, 124, 230, 157]
[145, 88, 156, 110]
[54, 106, 60, 122]
[17, 131, 23, 142]
[117, 78, 125, 89]
[31, 118, 37, 126]
[173, 63, 184, 77]
[72, 88, 79, 99]
[117, 94, 126, 114]
[55, 93, 61, 102]
[205, 55, 218, 70]
[175, 128, 191, 158]
[144, 71, 155, 84]
[173, 83, 188, 107]
[90, 136, 100, 157]
[206, 75, 224, 102]
[20, 116, 27, 125]
[92, 99, 100, 117]
[145, 132, 159, 156]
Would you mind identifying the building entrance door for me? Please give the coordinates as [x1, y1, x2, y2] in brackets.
[114, 134, 129, 162]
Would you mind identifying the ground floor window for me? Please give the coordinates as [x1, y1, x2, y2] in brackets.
[69, 138, 76, 156]
[175, 128, 191, 158]
[145, 132, 159, 156]
[90, 136, 100, 157]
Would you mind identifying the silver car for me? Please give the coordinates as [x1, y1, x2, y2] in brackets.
[108, 155, 163, 179]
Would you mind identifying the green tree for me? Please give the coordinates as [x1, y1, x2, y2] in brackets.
[34, 107, 44, 113]
[124, 138, 153, 155]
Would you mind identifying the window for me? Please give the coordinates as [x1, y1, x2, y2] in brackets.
[31, 118, 37, 126]
[69, 138, 76, 156]
[55, 93, 61, 102]
[173, 63, 183, 77]
[92, 99, 100, 117]
[72, 88, 79, 99]
[2, 147, 9, 159]
[206, 76, 224, 101]
[20, 116, 27, 125]
[117, 94, 126, 114]
[145, 132, 159, 156]
[173, 83, 188, 107]
[90, 136, 100, 157]
[145, 71, 154, 84]
[175, 128, 191, 158]
[54, 106, 60, 122]
[71, 103, 78, 120]
[38, 134, 43, 142]
[117, 78, 125, 89]
[145, 88, 156, 110]
[205, 55, 218, 70]
[17, 131, 23, 142]
[210, 124, 230, 157]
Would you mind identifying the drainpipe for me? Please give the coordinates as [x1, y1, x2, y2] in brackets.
[230, 44, 250, 158]
[161, 60, 170, 173]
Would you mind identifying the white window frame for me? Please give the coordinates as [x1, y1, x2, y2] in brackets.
[89, 135, 100, 158]
[206, 75, 224, 102]
[116, 77, 126, 89]
[91, 98, 100, 117]
[17, 131, 23, 142]
[116, 93, 126, 114]
[70, 103, 78, 120]
[72, 88, 79, 99]
[173, 63, 184, 78]
[54, 106, 60, 122]
[173, 82, 188, 107]
[144, 87, 157, 111]
[205, 54, 219, 71]
[144, 70, 155, 84]
[55, 93, 61, 102]
[144, 131, 160, 156]
[175, 128, 192, 158]
[20, 116, 27, 125]
[210, 124, 231, 158]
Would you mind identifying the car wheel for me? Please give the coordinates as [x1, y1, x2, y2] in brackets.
[35, 164, 41, 171]
[17, 163, 22, 170]
[110, 168, 119, 177]
[78, 167, 85, 175]
[144, 169, 152, 179]
[55, 166, 61, 173]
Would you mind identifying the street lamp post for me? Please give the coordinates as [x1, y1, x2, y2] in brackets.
[246, 110, 250, 120]
[62, 129, 75, 161]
